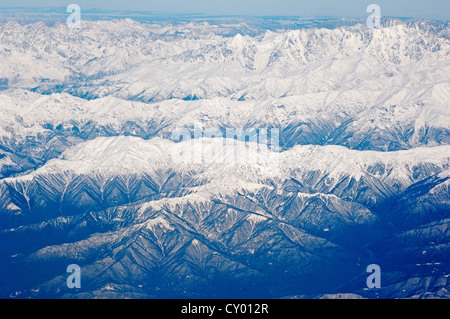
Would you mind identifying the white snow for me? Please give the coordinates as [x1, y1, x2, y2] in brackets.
[3, 135, 448, 208]
[247, 214, 268, 223]
[144, 217, 174, 231]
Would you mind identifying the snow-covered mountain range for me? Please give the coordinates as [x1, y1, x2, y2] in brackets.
[0, 18, 449, 299]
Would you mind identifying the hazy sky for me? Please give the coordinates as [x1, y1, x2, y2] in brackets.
[0, 0, 449, 20]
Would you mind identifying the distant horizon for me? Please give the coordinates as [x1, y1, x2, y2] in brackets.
[0, 7, 445, 24]
[0, 9, 432, 30]
[0, 0, 448, 21]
